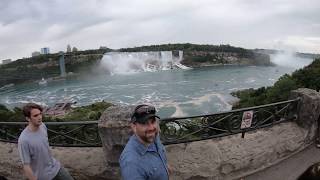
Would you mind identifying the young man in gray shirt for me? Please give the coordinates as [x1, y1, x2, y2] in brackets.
[18, 103, 73, 180]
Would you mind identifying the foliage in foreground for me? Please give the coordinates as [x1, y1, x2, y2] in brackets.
[0, 101, 113, 122]
[232, 58, 320, 108]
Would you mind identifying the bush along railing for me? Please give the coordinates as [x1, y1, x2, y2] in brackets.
[159, 98, 300, 145]
[0, 98, 300, 147]
[0, 121, 101, 147]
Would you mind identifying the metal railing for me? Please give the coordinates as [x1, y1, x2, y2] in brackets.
[0, 121, 101, 147]
[160, 98, 300, 145]
[0, 98, 300, 147]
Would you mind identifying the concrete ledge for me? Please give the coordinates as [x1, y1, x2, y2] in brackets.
[0, 122, 314, 180]
[166, 122, 309, 180]
[0, 142, 107, 180]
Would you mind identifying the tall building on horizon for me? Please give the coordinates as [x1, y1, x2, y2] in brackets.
[67, 44, 71, 53]
[41, 47, 50, 54]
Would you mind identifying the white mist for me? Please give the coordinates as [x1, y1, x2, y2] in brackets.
[270, 51, 313, 69]
[99, 51, 191, 75]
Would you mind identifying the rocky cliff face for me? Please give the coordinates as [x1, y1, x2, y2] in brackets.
[182, 51, 272, 67]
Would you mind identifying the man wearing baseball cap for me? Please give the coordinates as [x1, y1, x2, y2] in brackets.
[119, 104, 169, 180]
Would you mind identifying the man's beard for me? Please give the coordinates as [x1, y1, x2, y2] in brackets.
[140, 129, 158, 144]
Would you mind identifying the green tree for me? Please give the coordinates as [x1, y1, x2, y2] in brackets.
[233, 58, 320, 108]
[265, 74, 298, 103]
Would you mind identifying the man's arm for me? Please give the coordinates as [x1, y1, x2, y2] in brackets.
[18, 140, 35, 180]
[22, 164, 37, 180]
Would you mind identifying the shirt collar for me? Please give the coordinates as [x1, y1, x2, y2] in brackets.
[131, 134, 160, 155]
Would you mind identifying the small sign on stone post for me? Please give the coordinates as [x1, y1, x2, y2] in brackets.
[241, 110, 254, 129]
[241, 110, 254, 138]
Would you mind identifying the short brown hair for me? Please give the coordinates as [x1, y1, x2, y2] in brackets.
[22, 103, 43, 118]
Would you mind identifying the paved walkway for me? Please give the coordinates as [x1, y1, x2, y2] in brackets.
[244, 144, 320, 180]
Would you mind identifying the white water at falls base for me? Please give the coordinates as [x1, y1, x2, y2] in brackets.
[100, 51, 191, 75]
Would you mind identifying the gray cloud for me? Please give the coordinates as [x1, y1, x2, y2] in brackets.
[1, 0, 320, 62]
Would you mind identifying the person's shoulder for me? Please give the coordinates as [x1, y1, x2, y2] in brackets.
[120, 151, 137, 160]
[120, 149, 141, 168]
[18, 127, 29, 143]
[156, 135, 166, 148]
[18, 136, 29, 147]
[40, 123, 47, 130]
[120, 141, 140, 163]
[122, 136, 137, 151]
[120, 146, 140, 161]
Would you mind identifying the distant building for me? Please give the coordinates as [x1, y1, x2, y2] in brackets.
[2, 59, 12, 64]
[41, 47, 50, 54]
[32, 51, 41, 57]
[67, 44, 71, 53]
[72, 47, 78, 52]
[99, 46, 108, 49]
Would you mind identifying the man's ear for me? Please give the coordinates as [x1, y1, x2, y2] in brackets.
[130, 123, 136, 133]
[157, 122, 161, 133]
[26, 117, 30, 122]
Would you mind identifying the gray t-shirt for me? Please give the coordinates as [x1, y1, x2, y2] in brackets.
[18, 123, 60, 180]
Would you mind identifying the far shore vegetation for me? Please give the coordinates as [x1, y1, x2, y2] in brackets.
[0, 101, 113, 122]
[232, 58, 320, 108]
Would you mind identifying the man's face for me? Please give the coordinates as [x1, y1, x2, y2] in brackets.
[27, 108, 43, 127]
[132, 118, 159, 145]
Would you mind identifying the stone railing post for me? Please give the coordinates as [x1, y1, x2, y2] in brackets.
[98, 105, 134, 179]
[290, 88, 320, 142]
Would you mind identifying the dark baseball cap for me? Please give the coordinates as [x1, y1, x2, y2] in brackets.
[131, 104, 160, 124]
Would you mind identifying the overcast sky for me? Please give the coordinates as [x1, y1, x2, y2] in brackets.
[1, 0, 319, 62]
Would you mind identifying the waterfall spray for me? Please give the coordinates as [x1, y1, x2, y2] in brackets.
[100, 51, 191, 75]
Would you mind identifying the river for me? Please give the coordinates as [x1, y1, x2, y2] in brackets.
[0, 52, 313, 118]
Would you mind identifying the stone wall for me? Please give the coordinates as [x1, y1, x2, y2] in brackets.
[166, 122, 308, 180]
[0, 142, 108, 180]
[181, 51, 272, 67]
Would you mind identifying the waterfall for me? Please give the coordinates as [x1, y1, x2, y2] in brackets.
[100, 51, 191, 75]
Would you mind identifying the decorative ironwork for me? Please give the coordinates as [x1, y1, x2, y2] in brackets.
[160, 98, 300, 145]
[0, 121, 101, 147]
[0, 98, 300, 147]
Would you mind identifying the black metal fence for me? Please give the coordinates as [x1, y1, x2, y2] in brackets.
[0, 121, 101, 147]
[0, 98, 300, 147]
[160, 98, 300, 145]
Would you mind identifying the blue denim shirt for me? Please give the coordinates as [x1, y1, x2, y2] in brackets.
[119, 134, 169, 180]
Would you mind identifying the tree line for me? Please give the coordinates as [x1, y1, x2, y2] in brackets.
[232, 58, 320, 108]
